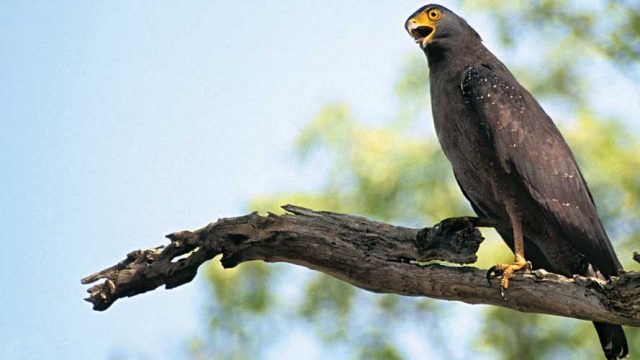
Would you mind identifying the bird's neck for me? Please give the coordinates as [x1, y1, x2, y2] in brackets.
[425, 41, 491, 75]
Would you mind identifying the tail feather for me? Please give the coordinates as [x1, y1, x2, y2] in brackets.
[594, 322, 628, 359]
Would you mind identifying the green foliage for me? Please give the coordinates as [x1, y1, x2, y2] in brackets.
[300, 274, 356, 342]
[190, 259, 277, 359]
[465, 0, 640, 67]
[475, 309, 602, 359]
[355, 333, 403, 360]
[194, 2, 640, 359]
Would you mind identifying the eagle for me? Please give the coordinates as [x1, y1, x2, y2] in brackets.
[405, 4, 628, 359]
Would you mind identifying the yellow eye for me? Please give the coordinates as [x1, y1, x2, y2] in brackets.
[427, 8, 441, 21]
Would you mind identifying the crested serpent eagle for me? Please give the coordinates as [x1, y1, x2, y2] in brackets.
[405, 4, 628, 359]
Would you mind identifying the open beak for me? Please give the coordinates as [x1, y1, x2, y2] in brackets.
[406, 19, 436, 49]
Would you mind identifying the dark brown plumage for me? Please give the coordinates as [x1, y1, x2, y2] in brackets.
[405, 4, 627, 359]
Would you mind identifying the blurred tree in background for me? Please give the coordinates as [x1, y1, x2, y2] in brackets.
[189, 2, 639, 359]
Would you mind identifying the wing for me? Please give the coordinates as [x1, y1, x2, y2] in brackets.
[461, 65, 621, 276]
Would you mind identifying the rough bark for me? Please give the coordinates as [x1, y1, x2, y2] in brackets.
[82, 205, 640, 327]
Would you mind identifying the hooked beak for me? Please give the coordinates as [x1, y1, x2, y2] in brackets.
[406, 19, 436, 49]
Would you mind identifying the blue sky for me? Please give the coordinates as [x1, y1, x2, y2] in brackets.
[1, 1, 637, 359]
[0, 1, 439, 358]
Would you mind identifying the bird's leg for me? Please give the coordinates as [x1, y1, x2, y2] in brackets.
[487, 205, 529, 294]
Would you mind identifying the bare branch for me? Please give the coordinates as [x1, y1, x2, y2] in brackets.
[82, 205, 640, 327]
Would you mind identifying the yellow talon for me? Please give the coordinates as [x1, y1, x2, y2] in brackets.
[487, 254, 528, 290]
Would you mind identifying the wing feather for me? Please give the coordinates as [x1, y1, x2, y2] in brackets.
[461, 65, 621, 276]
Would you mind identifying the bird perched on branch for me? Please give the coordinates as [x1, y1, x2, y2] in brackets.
[405, 4, 627, 359]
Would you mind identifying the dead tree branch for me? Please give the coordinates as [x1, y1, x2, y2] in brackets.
[82, 205, 640, 327]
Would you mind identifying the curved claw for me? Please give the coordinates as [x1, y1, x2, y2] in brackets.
[487, 260, 529, 300]
[486, 265, 503, 286]
[486, 266, 495, 286]
[487, 266, 509, 299]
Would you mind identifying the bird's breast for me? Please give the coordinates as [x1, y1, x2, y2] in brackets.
[430, 79, 509, 214]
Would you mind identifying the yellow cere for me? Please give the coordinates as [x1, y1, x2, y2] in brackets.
[412, 10, 433, 25]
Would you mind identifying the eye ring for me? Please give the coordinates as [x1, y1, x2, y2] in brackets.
[427, 8, 441, 21]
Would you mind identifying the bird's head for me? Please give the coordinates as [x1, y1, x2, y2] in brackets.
[405, 4, 481, 50]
